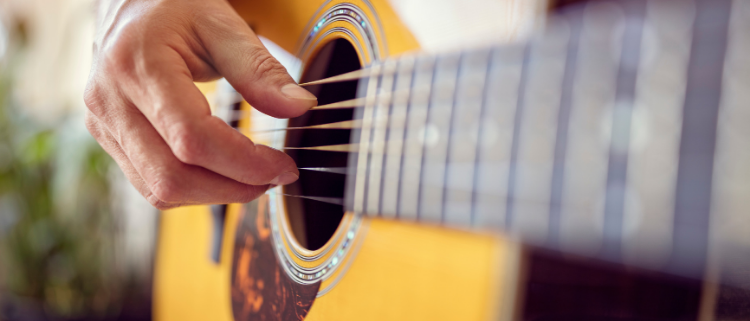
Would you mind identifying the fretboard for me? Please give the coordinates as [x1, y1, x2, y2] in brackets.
[345, 0, 750, 281]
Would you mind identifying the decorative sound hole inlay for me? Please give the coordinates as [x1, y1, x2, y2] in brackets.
[311, 8, 367, 35]
[300, 3, 382, 62]
[268, 1, 385, 288]
[270, 194, 363, 285]
[265, 3, 380, 288]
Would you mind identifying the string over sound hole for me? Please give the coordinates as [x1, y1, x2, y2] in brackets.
[284, 39, 361, 250]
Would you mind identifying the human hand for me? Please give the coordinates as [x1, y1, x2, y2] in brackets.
[84, 0, 316, 209]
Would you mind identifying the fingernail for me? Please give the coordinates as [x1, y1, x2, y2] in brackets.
[269, 172, 299, 186]
[281, 84, 317, 101]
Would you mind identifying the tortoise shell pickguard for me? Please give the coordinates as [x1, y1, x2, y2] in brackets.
[231, 195, 320, 321]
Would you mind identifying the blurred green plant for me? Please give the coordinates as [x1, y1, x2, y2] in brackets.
[0, 22, 121, 320]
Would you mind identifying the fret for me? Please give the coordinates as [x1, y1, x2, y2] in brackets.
[668, 0, 730, 277]
[621, 0, 694, 268]
[502, 45, 532, 231]
[599, 0, 648, 262]
[710, 0, 750, 278]
[443, 49, 491, 226]
[510, 19, 570, 244]
[366, 59, 398, 215]
[546, 11, 582, 248]
[381, 56, 415, 216]
[398, 56, 435, 220]
[351, 63, 382, 214]
[473, 46, 526, 229]
[558, 4, 623, 256]
[418, 54, 461, 223]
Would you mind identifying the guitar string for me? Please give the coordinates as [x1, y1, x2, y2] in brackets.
[283, 144, 361, 152]
[273, 175, 552, 205]
[228, 84, 483, 134]
[295, 55, 492, 87]
[264, 189, 540, 207]
[244, 119, 364, 133]
[297, 68, 375, 87]
[224, 86, 447, 124]
[297, 64, 396, 87]
[266, 192, 345, 206]
[298, 167, 349, 174]
[236, 115, 417, 134]
[280, 142, 473, 156]
[217, 70, 393, 122]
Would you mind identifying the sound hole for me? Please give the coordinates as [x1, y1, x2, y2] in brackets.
[284, 39, 360, 251]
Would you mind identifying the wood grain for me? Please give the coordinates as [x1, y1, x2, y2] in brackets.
[231, 196, 320, 321]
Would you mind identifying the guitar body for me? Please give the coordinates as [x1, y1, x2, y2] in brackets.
[154, 1, 533, 320]
[153, 0, 750, 320]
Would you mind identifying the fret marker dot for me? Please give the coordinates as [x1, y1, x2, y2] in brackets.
[420, 124, 440, 147]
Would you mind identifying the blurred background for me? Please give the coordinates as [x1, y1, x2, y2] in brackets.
[0, 0, 157, 320]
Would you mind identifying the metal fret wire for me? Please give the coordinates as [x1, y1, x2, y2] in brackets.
[380, 56, 415, 217]
[468, 48, 495, 227]
[367, 60, 398, 215]
[416, 55, 457, 222]
[435, 54, 462, 223]
[546, 9, 582, 249]
[352, 64, 381, 214]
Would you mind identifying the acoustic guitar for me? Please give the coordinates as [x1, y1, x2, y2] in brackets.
[153, 0, 750, 320]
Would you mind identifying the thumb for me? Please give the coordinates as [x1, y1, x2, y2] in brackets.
[195, 9, 317, 118]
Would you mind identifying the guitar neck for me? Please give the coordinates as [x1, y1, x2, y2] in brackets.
[345, 0, 750, 280]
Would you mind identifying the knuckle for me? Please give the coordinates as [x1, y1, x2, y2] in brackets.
[247, 47, 287, 82]
[84, 112, 97, 132]
[149, 174, 185, 205]
[102, 40, 136, 75]
[194, 9, 234, 34]
[83, 113, 119, 149]
[83, 84, 105, 115]
[168, 122, 205, 165]
[83, 112, 104, 140]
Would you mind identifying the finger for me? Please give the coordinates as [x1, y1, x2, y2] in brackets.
[84, 93, 272, 206]
[193, 3, 317, 118]
[84, 110, 173, 208]
[108, 46, 300, 186]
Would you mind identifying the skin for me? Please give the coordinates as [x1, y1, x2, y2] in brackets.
[84, 0, 317, 210]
